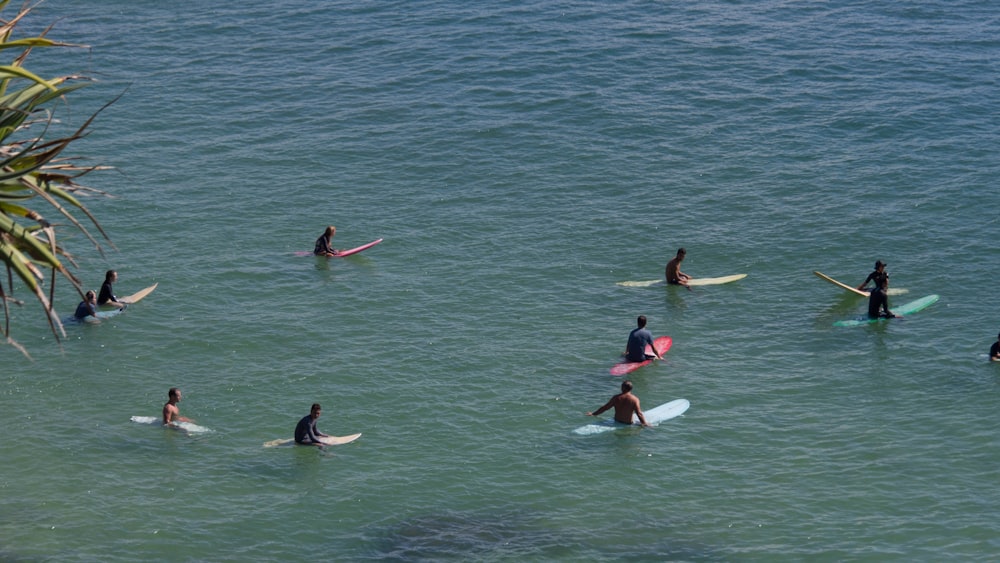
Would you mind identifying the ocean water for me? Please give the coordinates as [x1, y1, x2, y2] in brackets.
[2, 0, 999, 560]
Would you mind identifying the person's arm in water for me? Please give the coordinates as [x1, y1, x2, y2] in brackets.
[587, 397, 616, 417]
[630, 396, 651, 428]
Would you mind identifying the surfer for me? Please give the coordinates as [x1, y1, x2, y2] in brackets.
[97, 270, 123, 306]
[163, 388, 193, 426]
[73, 290, 98, 319]
[858, 260, 896, 319]
[586, 380, 651, 427]
[294, 403, 330, 446]
[313, 226, 339, 256]
[665, 248, 691, 289]
[625, 315, 663, 362]
[990, 333, 1000, 362]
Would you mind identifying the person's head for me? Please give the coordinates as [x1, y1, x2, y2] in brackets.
[324, 226, 336, 237]
[168, 388, 181, 402]
[874, 260, 886, 271]
[676, 248, 686, 259]
[85, 290, 96, 302]
[621, 380, 634, 393]
[636, 315, 647, 328]
[104, 270, 117, 283]
[310, 403, 322, 418]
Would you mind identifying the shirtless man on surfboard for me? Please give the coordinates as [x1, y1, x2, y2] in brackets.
[586, 380, 651, 427]
[163, 388, 193, 426]
[665, 248, 691, 289]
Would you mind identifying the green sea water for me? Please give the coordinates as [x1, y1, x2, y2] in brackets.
[3, 1, 1000, 560]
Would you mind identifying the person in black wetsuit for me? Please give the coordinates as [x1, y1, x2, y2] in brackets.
[74, 290, 98, 319]
[313, 226, 339, 256]
[990, 333, 1000, 362]
[294, 403, 330, 446]
[858, 260, 896, 319]
[97, 270, 122, 306]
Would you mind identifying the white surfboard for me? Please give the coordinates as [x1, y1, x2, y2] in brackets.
[130, 415, 212, 434]
[573, 398, 689, 436]
[617, 274, 746, 288]
[263, 433, 362, 448]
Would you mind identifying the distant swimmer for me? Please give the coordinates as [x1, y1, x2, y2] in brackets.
[625, 315, 663, 363]
[858, 260, 896, 319]
[97, 270, 123, 307]
[163, 388, 193, 426]
[313, 226, 339, 256]
[74, 290, 98, 320]
[586, 380, 650, 427]
[294, 403, 330, 446]
[991, 333, 1000, 362]
[665, 248, 691, 289]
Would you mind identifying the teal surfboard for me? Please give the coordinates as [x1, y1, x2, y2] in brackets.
[833, 294, 939, 327]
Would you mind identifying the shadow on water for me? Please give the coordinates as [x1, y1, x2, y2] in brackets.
[359, 508, 721, 561]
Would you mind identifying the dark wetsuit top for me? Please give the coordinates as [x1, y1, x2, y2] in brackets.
[98, 281, 117, 305]
[625, 327, 656, 362]
[74, 300, 96, 319]
[863, 270, 891, 318]
[294, 415, 327, 444]
[991, 341, 999, 359]
[314, 235, 336, 255]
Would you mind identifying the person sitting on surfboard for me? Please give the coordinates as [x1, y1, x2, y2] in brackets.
[294, 403, 330, 446]
[73, 290, 98, 320]
[665, 248, 691, 289]
[313, 226, 339, 256]
[163, 388, 193, 426]
[990, 333, 1000, 362]
[625, 315, 663, 363]
[586, 380, 651, 427]
[97, 270, 123, 307]
[858, 260, 896, 319]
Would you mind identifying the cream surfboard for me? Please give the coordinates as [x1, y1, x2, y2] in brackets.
[263, 433, 362, 448]
[813, 272, 908, 297]
[616, 274, 746, 288]
[120, 283, 158, 304]
[813, 271, 869, 297]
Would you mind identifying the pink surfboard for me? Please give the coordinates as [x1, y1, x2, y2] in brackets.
[610, 336, 672, 376]
[295, 238, 383, 257]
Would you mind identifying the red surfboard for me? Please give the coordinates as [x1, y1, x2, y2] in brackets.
[295, 238, 383, 257]
[610, 336, 672, 376]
